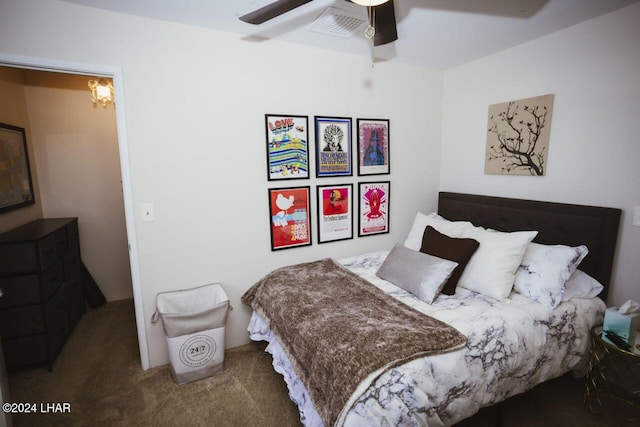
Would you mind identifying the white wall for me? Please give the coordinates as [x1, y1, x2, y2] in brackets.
[0, 0, 442, 367]
[441, 3, 640, 306]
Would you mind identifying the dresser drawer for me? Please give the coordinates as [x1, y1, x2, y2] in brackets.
[39, 229, 67, 272]
[0, 218, 78, 275]
[3, 334, 47, 369]
[0, 242, 38, 276]
[0, 218, 83, 371]
[0, 305, 44, 338]
[66, 220, 80, 250]
[0, 227, 68, 276]
[0, 275, 40, 308]
[42, 261, 65, 302]
[63, 249, 81, 283]
[46, 284, 70, 358]
[0, 262, 63, 309]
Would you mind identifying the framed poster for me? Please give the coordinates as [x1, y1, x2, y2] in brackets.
[265, 114, 309, 181]
[357, 118, 390, 176]
[0, 123, 35, 213]
[358, 181, 390, 237]
[485, 94, 553, 176]
[315, 116, 352, 177]
[268, 186, 312, 250]
[316, 184, 353, 244]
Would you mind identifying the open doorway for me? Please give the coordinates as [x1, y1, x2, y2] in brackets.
[0, 55, 148, 372]
[15, 68, 133, 301]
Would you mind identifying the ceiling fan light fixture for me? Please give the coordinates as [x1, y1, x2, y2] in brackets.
[351, 0, 390, 6]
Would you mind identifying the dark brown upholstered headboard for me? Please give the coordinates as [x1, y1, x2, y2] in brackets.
[438, 192, 621, 301]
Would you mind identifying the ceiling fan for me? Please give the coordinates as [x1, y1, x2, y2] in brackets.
[239, 0, 398, 47]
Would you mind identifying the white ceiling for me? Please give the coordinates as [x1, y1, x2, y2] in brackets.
[61, 0, 640, 69]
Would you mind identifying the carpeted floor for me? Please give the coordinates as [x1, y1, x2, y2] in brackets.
[7, 299, 636, 426]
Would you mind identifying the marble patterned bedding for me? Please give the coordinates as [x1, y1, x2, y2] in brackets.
[248, 250, 606, 427]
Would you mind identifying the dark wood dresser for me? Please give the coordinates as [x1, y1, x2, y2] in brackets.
[0, 218, 85, 370]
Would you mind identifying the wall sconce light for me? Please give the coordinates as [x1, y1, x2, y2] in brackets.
[88, 78, 114, 108]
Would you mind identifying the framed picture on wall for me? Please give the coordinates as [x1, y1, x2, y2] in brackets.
[485, 94, 554, 176]
[0, 122, 35, 213]
[316, 184, 353, 244]
[358, 181, 390, 237]
[268, 186, 312, 250]
[315, 116, 352, 177]
[357, 118, 390, 176]
[265, 114, 309, 181]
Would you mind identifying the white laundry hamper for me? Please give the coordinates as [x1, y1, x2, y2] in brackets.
[152, 283, 231, 384]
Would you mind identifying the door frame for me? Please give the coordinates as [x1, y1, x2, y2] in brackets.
[0, 52, 150, 370]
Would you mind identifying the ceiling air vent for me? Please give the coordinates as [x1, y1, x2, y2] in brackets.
[308, 7, 367, 38]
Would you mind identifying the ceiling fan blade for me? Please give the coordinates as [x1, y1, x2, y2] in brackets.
[239, 0, 314, 25]
[372, 0, 397, 46]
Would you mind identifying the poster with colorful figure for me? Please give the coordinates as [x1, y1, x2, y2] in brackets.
[265, 114, 309, 181]
[357, 118, 390, 176]
[315, 116, 352, 177]
[358, 181, 390, 237]
[317, 184, 353, 243]
[268, 186, 312, 250]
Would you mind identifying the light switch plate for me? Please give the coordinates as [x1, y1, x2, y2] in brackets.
[633, 206, 640, 227]
[141, 203, 155, 222]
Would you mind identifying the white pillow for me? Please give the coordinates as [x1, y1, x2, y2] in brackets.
[376, 243, 458, 304]
[404, 212, 471, 250]
[514, 243, 589, 308]
[457, 225, 538, 301]
[561, 269, 604, 302]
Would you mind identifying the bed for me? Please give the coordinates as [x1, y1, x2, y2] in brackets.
[242, 192, 621, 426]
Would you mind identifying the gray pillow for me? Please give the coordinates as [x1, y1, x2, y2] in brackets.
[376, 243, 458, 304]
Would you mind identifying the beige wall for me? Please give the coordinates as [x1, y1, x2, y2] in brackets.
[0, 67, 42, 230]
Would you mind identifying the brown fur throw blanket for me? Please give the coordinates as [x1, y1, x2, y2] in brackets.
[242, 258, 467, 426]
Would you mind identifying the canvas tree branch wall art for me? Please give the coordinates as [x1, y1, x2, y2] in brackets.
[485, 94, 554, 176]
